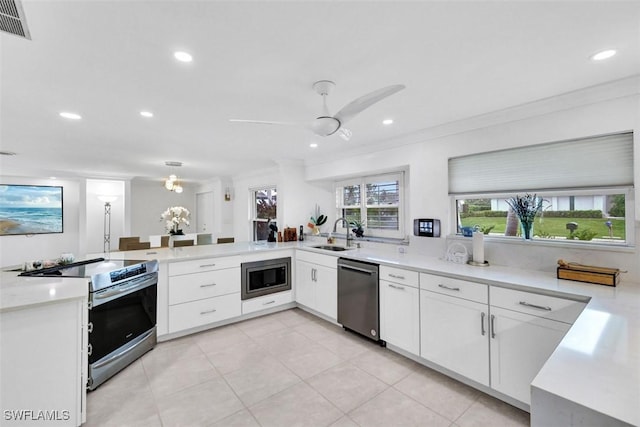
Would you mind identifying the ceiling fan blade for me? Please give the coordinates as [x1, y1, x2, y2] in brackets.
[334, 84, 405, 124]
[229, 119, 306, 128]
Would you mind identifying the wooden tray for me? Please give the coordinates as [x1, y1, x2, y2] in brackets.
[557, 265, 619, 287]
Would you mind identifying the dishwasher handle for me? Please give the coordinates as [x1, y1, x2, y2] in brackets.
[338, 264, 377, 275]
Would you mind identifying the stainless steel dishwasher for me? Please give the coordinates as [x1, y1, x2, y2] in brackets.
[337, 258, 383, 344]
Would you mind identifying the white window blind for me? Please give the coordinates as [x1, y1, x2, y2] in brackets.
[448, 132, 634, 195]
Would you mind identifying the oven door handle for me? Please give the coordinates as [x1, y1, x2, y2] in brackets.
[94, 275, 156, 300]
[91, 328, 155, 369]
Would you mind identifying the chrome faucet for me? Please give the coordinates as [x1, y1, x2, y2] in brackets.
[333, 217, 353, 247]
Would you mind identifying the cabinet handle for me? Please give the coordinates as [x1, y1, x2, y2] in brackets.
[87, 321, 93, 333]
[199, 263, 216, 268]
[200, 283, 217, 288]
[87, 343, 93, 356]
[311, 268, 316, 282]
[388, 273, 405, 280]
[388, 284, 405, 291]
[519, 301, 552, 311]
[480, 312, 486, 336]
[490, 314, 496, 339]
[200, 309, 217, 315]
[263, 300, 276, 306]
[438, 284, 460, 292]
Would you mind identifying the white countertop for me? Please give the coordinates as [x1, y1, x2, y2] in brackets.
[5, 241, 639, 425]
[0, 272, 88, 311]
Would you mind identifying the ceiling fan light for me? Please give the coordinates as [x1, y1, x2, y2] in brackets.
[169, 174, 177, 181]
[312, 117, 341, 136]
[165, 180, 174, 190]
[174, 185, 183, 194]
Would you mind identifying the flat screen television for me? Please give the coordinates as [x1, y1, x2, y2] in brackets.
[0, 184, 63, 235]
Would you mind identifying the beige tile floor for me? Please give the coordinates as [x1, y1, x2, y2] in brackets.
[86, 308, 530, 427]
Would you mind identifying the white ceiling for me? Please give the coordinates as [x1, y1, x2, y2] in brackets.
[1, 1, 639, 183]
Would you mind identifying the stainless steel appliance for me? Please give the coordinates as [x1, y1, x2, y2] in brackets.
[21, 257, 158, 390]
[241, 257, 291, 300]
[337, 258, 383, 344]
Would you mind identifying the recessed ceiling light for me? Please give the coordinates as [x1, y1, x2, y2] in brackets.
[309, 143, 318, 148]
[382, 119, 394, 125]
[59, 112, 82, 120]
[140, 111, 154, 118]
[49, 176, 57, 180]
[174, 51, 193, 62]
[590, 49, 617, 61]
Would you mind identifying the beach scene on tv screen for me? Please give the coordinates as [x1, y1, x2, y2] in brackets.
[0, 185, 63, 235]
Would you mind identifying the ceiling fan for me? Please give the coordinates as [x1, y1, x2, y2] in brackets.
[229, 80, 405, 141]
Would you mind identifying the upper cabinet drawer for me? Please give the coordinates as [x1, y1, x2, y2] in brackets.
[168, 256, 241, 276]
[296, 250, 337, 268]
[380, 266, 419, 288]
[169, 267, 240, 305]
[490, 286, 586, 324]
[420, 273, 488, 304]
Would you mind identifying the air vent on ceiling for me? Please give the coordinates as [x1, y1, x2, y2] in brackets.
[0, 0, 31, 40]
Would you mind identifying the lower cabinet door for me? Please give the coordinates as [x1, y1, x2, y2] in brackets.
[295, 260, 316, 308]
[313, 264, 337, 320]
[169, 292, 241, 333]
[420, 290, 490, 386]
[489, 306, 570, 405]
[380, 280, 420, 356]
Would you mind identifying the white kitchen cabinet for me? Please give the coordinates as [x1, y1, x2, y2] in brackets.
[379, 266, 420, 356]
[489, 288, 585, 405]
[167, 257, 241, 333]
[1, 298, 87, 426]
[419, 273, 489, 385]
[295, 251, 337, 320]
[420, 290, 489, 385]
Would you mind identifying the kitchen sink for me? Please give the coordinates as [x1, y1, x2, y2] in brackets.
[312, 245, 352, 251]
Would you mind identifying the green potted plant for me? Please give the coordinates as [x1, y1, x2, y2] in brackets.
[350, 218, 365, 238]
[307, 204, 327, 235]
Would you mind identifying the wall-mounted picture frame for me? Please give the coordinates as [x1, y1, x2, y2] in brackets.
[0, 184, 64, 235]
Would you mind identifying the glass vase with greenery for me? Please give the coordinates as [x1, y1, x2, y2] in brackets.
[505, 194, 543, 240]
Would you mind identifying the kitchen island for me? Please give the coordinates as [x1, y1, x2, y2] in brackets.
[3, 241, 639, 426]
[1, 272, 88, 426]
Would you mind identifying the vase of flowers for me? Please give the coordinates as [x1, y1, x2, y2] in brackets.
[161, 206, 190, 237]
[505, 194, 543, 240]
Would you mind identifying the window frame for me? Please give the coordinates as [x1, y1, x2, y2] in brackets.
[451, 187, 635, 248]
[250, 185, 277, 242]
[335, 172, 405, 239]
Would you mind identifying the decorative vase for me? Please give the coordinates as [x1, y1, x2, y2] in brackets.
[520, 221, 534, 240]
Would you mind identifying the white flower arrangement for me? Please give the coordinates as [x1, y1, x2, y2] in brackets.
[160, 206, 190, 234]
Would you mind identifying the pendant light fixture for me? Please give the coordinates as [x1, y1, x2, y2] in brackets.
[164, 161, 184, 193]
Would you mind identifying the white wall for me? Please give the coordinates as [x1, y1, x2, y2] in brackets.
[232, 164, 333, 242]
[306, 87, 640, 281]
[130, 178, 197, 242]
[195, 177, 235, 240]
[0, 176, 82, 267]
[85, 179, 126, 253]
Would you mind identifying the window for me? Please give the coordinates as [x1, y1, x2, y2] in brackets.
[251, 187, 277, 241]
[336, 172, 404, 239]
[449, 132, 634, 246]
[456, 189, 631, 244]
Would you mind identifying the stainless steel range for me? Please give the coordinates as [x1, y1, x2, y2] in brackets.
[21, 257, 159, 390]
